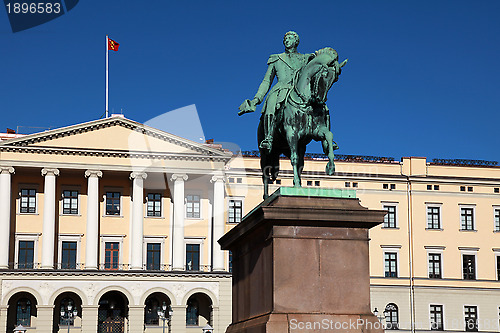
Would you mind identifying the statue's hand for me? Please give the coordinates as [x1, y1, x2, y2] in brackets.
[238, 99, 257, 116]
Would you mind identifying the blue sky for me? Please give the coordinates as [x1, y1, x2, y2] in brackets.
[1, 0, 499, 161]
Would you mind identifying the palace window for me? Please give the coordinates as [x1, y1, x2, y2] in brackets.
[20, 189, 36, 213]
[427, 207, 441, 229]
[61, 241, 77, 269]
[463, 255, 476, 280]
[460, 208, 474, 231]
[385, 303, 399, 329]
[496, 256, 500, 281]
[186, 195, 200, 218]
[104, 242, 119, 270]
[383, 205, 397, 228]
[428, 253, 442, 279]
[430, 305, 444, 330]
[229, 251, 233, 273]
[186, 298, 199, 326]
[494, 209, 500, 232]
[62, 190, 78, 215]
[105, 192, 120, 215]
[18, 241, 34, 269]
[384, 252, 398, 277]
[147, 193, 162, 217]
[16, 298, 31, 326]
[228, 199, 242, 223]
[464, 306, 478, 332]
[146, 243, 161, 270]
[186, 244, 200, 271]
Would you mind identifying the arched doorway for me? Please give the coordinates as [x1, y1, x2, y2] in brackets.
[186, 293, 212, 328]
[144, 292, 172, 330]
[52, 292, 82, 333]
[6, 292, 37, 332]
[98, 291, 129, 333]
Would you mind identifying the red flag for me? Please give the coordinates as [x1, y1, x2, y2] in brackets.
[108, 38, 119, 51]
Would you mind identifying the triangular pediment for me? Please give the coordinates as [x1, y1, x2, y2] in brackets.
[0, 117, 231, 159]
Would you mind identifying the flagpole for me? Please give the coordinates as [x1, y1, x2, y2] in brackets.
[106, 35, 109, 118]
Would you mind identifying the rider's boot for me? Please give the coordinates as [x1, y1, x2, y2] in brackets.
[259, 114, 275, 153]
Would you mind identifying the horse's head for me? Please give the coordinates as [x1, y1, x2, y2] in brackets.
[294, 47, 346, 105]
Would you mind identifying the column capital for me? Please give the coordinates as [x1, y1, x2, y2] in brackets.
[171, 173, 188, 182]
[85, 170, 103, 178]
[130, 172, 147, 180]
[211, 175, 225, 183]
[0, 167, 14, 175]
[41, 168, 59, 177]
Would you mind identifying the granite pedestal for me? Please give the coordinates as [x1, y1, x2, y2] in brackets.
[218, 188, 386, 333]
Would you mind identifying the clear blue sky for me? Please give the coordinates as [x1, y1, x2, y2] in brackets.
[1, 0, 499, 161]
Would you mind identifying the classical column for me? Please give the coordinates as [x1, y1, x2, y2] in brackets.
[85, 170, 102, 270]
[128, 305, 145, 332]
[130, 172, 147, 270]
[170, 305, 187, 333]
[0, 167, 14, 269]
[81, 305, 99, 333]
[211, 175, 225, 271]
[41, 168, 59, 269]
[171, 174, 187, 270]
[0, 305, 8, 333]
[36, 305, 54, 332]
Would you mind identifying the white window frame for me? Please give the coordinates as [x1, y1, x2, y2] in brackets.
[103, 188, 123, 217]
[494, 249, 500, 281]
[425, 202, 443, 230]
[185, 192, 202, 220]
[17, 184, 40, 215]
[381, 245, 401, 278]
[145, 192, 165, 219]
[184, 237, 205, 270]
[57, 234, 83, 269]
[459, 204, 476, 231]
[381, 202, 399, 229]
[493, 206, 500, 232]
[460, 248, 479, 280]
[14, 233, 41, 268]
[99, 235, 125, 267]
[143, 236, 167, 270]
[428, 303, 445, 331]
[463, 304, 479, 331]
[227, 197, 244, 224]
[60, 186, 81, 216]
[425, 246, 445, 279]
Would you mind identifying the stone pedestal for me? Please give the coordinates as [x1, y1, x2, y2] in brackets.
[218, 188, 386, 333]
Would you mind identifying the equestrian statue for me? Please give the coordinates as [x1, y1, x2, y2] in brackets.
[238, 31, 347, 198]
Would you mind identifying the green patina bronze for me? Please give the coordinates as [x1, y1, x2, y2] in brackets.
[239, 31, 347, 198]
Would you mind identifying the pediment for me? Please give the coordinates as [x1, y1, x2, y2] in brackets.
[0, 117, 230, 160]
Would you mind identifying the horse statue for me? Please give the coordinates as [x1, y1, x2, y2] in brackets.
[258, 47, 347, 198]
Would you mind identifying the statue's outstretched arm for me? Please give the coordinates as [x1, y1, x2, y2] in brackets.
[238, 62, 276, 116]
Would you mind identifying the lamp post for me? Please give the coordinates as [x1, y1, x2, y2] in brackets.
[157, 302, 173, 333]
[60, 302, 78, 333]
[13, 325, 27, 333]
[202, 324, 214, 333]
[374, 307, 389, 329]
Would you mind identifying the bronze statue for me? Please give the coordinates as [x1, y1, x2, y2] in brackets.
[239, 31, 347, 198]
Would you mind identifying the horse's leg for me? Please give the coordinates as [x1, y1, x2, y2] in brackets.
[320, 127, 336, 175]
[297, 143, 306, 186]
[285, 130, 301, 187]
[262, 173, 269, 199]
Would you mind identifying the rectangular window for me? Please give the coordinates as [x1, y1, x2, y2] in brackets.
[146, 243, 161, 270]
[383, 205, 397, 228]
[496, 256, 500, 281]
[105, 192, 120, 215]
[186, 195, 200, 218]
[104, 242, 119, 270]
[384, 252, 398, 277]
[495, 209, 500, 232]
[427, 207, 441, 229]
[461, 208, 474, 230]
[430, 305, 444, 330]
[463, 255, 476, 280]
[20, 189, 36, 213]
[186, 244, 200, 271]
[18, 241, 34, 269]
[61, 241, 77, 269]
[464, 306, 478, 332]
[147, 193, 162, 217]
[228, 199, 242, 223]
[62, 190, 78, 215]
[428, 253, 442, 278]
[229, 250, 233, 273]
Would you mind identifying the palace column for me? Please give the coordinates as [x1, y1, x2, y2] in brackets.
[85, 170, 102, 270]
[41, 168, 59, 269]
[130, 172, 147, 270]
[171, 174, 187, 270]
[0, 167, 14, 269]
[170, 305, 187, 333]
[211, 175, 225, 271]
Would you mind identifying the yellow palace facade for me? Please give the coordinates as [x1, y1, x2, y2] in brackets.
[0, 116, 499, 333]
